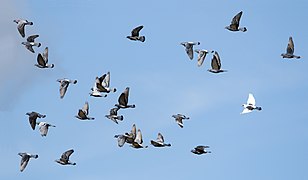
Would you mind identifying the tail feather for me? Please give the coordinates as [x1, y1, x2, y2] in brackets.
[138, 36, 145, 42]
[117, 116, 124, 121]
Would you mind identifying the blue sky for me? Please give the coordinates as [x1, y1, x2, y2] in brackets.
[1, 0, 308, 179]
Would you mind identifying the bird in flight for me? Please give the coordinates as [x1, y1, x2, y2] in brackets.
[225, 11, 247, 32]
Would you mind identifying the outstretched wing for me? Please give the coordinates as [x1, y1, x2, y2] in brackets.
[43, 47, 48, 63]
[131, 25, 143, 37]
[17, 23, 26, 38]
[287, 37, 294, 54]
[102, 71, 110, 88]
[82, 102, 89, 115]
[247, 93, 256, 106]
[37, 53, 46, 67]
[230, 11, 242, 29]
[59, 81, 69, 99]
[135, 129, 143, 144]
[61, 149, 74, 161]
[157, 133, 164, 143]
[27, 34, 39, 42]
[211, 52, 221, 70]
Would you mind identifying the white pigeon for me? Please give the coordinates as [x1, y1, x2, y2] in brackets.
[35, 47, 54, 68]
[36, 121, 56, 136]
[194, 49, 214, 67]
[241, 93, 262, 114]
[21, 35, 41, 53]
[181, 42, 200, 60]
[13, 19, 33, 38]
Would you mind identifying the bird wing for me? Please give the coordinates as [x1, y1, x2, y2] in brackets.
[185, 45, 194, 60]
[197, 50, 207, 67]
[118, 88, 129, 106]
[110, 107, 118, 116]
[17, 22, 26, 38]
[82, 102, 89, 115]
[61, 149, 74, 161]
[230, 11, 242, 28]
[28, 114, 37, 130]
[102, 72, 110, 88]
[287, 37, 294, 54]
[39, 123, 48, 136]
[20, 155, 30, 172]
[96, 76, 108, 92]
[241, 108, 252, 114]
[247, 93, 256, 106]
[211, 52, 221, 70]
[195, 146, 205, 151]
[27, 35, 39, 42]
[131, 25, 143, 37]
[78, 109, 87, 119]
[59, 81, 69, 98]
[37, 53, 46, 67]
[135, 129, 143, 144]
[130, 124, 137, 139]
[117, 135, 126, 147]
[157, 133, 164, 143]
[43, 47, 48, 63]
[25, 45, 35, 53]
[176, 117, 184, 128]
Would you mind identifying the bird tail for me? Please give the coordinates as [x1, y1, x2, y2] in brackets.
[256, 107, 262, 111]
[73, 80, 77, 84]
[27, 22, 33, 25]
[117, 115, 124, 121]
[138, 36, 145, 42]
[240, 27, 247, 32]
[31, 155, 39, 159]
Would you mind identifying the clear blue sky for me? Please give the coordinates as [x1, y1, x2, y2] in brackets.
[1, 0, 308, 179]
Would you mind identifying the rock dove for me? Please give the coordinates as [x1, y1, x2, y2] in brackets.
[281, 37, 301, 59]
[114, 124, 136, 147]
[131, 129, 148, 149]
[208, 51, 227, 73]
[191, 145, 211, 155]
[126, 25, 145, 42]
[75, 101, 95, 120]
[225, 11, 247, 32]
[89, 80, 106, 97]
[18, 152, 38, 172]
[105, 107, 123, 124]
[194, 49, 214, 67]
[150, 133, 171, 147]
[55, 149, 76, 165]
[181, 42, 200, 60]
[35, 47, 54, 68]
[172, 114, 190, 128]
[57, 78, 77, 99]
[36, 121, 56, 136]
[241, 93, 262, 114]
[21, 35, 41, 53]
[115, 87, 135, 109]
[26, 111, 46, 130]
[94, 72, 116, 95]
[13, 19, 33, 38]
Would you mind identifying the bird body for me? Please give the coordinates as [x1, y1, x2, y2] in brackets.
[225, 11, 247, 32]
[208, 51, 227, 73]
[18, 152, 38, 172]
[55, 149, 76, 165]
[194, 49, 214, 67]
[281, 37, 301, 59]
[127, 25, 145, 42]
[75, 101, 94, 120]
[150, 133, 171, 147]
[105, 107, 123, 124]
[36, 121, 56, 136]
[191, 145, 211, 155]
[14, 19, 33, 38]
[57, 78, 77, 99]
[181, 41, 200, 60]
[131, 129, 148, 149]
[35, 47, 54, 68]
[115, 87, 135, 109]
[172, 114, 190, 128]
[26, 111, 46, 130]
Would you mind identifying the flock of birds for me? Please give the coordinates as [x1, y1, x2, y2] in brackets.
[13, 10, 301, 172]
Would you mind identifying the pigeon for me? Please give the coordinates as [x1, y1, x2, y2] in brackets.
[131, 129, 148, 149]
[35, 47, 54, 68]
[89, 80, 106, 97]
[55, 149, 76, 165]
[172, 114, 190, 128]
[191, 145, 211, 155]
[94, 72, 116, 95]
[21, 35, 41, 53]
[126, 25, 145, 42]
[75, 101, 95, 120]
[194, 49, 214, 67]
[57, 78, 77, 99]
[26, 111, 46, 130]
[150, 133, 171, 147]
[241, 93, 262, 114]
[208, 51, 227, 73]
[18, 152, 38, 172]
[105, 107, 123, 124]
[225, 11, 247, 32]
[36, 121, 56, 136]
[115, 87, 135, 109]
[13, 19, 33, 38]
[181, 42, 200, 60]
[281, 37, 301, 59]
[114, 124, 136, 147]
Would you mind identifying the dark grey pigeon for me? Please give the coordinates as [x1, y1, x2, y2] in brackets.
[55, 149, 76, 165]
[57, 78, 77, 99]
[13, 19, 33, 38]
[181, 42, 200, 60]
[172, 114, 189, 128]
[26, 111, 46, 130]
[115, 87, 135, 109]
[21, 34, 41, 53]
[18, 152, 38, 172]
[191, 145, 211, 155]
[208, 51, 227, 73]
[194, 49, 214, 67]
[36, 47, 54, 68]
[36, 121, 56, 137]
[131, 129, 148, 149]
[127, 25, 145, 42]
[281, 37, 301, 59]
[75, 101, 94, 120]
[150, 133, 171, 147]
[105, 107, 123, 124]
[225, 11, 247, 32]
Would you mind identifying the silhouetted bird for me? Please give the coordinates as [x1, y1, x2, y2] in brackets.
[281, 37, 301, 59]
[208, 51, 227, 73]
[21, 35, 41, 53]
[191, 145, 211, 155]
[55, 149, 76, 165]
[26, 111, 46, 130]
[36, 47, 54, 68]
[150, 133, 171, 147]
[172, 114, 190, 128]
[127, 25, 145, 42]
[225, 11, 247, 32]
[115, 87, 135, 109]
[75, 101, 95, 120]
